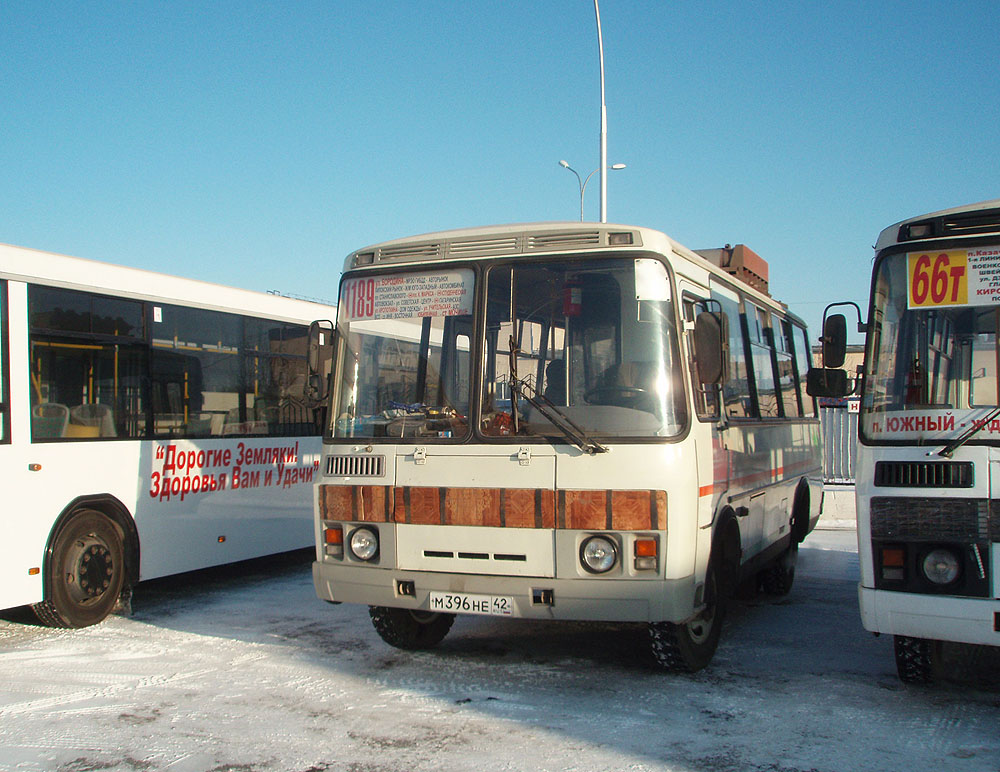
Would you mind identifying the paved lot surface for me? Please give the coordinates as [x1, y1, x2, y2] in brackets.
[1, 528, 998, 772]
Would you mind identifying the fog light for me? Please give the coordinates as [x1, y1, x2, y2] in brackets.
[349, 526, 379, 561]
[580, 535, 617, 574]
[921, 548, 960, 585]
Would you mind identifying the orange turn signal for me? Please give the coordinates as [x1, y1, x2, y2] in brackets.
[634, 538, 657, 558]
[881, 547, 905, 567]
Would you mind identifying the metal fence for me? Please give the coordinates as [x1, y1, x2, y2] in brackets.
[820, 399, 858, 484]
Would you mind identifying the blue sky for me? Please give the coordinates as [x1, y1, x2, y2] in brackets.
[2, 1, 998, 339]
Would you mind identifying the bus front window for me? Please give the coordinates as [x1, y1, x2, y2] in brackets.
[331, 269, 474, 439]
[482, 257, 688, 439]
[863, 250, 1000, 443]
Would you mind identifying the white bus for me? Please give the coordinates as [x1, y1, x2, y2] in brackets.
[0, 242, 334, 627]
[812, 199, 1000, 682]
[312, 223, 823, 671]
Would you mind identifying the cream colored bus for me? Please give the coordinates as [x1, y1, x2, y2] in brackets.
[313, 223, 822, 671]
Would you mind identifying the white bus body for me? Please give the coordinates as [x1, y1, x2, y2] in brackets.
[313, 223, 822, 671]
[854, 199, 1000, 681]
[0, 242, 334, 627]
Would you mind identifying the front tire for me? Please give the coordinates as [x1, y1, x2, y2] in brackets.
[369, 606, 455, 650]
[32, 510, 126, 628]
[894, 635, 937, 684]
[649, 559, 726, 672]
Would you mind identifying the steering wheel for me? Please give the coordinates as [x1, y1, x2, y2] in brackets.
[584, 386, 649, 408]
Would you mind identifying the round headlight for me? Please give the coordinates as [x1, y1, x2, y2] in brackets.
[921, 548, 960, 585]
[349, 527, 379, 561]
[580, 535, 618, 574]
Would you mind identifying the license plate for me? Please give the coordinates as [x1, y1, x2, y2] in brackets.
[428, 591, 514, 616]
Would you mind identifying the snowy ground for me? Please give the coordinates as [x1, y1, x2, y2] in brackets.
[1, 527, 999, 772]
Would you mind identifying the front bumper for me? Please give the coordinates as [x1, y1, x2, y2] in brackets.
[859, 585, 1000, 646]
[313, 560, 697, 624]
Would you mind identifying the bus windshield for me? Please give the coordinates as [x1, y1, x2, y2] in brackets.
[331, 256, 688, 440]
[863, 248, 1000, 443]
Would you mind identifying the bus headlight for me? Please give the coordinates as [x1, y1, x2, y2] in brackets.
[921, 548, 960, 585]
[580, 535, 617, 574]
[348, 526, 379, 561]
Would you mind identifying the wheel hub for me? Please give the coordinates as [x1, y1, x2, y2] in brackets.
[69, 539, 114, 602]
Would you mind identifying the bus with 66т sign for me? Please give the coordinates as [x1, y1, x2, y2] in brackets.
[312, 222, 823, 672]
[810, 199, 1000, 683]
[0, 242, 334, 628]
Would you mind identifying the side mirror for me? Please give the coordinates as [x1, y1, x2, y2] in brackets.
[822, 313, 847, 369]
[693, 311, 727, 384]
[806, 367, 849, 398]
[307, 320, 335, 401]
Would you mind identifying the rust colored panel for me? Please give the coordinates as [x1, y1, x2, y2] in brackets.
[318, 485, 354, 521]
[562, 490, 610, 530]
[611, 490, 653, 530]
[358, 485, 392, 522]
[382, 486, 662, 530]
[538, 489, 556, 528]
[501, 488, 556, 529]
[502, 488, 534, 528]
[653, 490, 667, 531]
[444, 488, 502, 527]
[404, 487, 443, 525]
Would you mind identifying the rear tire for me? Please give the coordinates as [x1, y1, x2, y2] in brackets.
[649, 558, 726, 672]
[369, 606, 455, 650]
[894, 635, 937, 684]
[32, 510, 126, 628]
[760, 542, 797, 596]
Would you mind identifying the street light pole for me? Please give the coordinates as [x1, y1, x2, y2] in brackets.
[594, 0, 608, 223]
[558, 160, 626, 222]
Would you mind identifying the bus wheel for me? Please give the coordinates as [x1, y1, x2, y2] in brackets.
[648, 559, 726, 672]
[894, 635, 937, 684]
[760, 542, 798, 596]
[369, 606, 455, 650]
[32, 510, 126, 628]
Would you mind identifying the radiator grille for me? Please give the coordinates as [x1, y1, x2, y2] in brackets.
[873, 461, 973, 488]
[326, 454, 385, 478]
[870, 497, 989, 542]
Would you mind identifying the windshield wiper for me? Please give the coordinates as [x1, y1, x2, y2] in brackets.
[506, 335, 606, 454]
[938, 407, 1000, 457]
[508, 375, 608, 455]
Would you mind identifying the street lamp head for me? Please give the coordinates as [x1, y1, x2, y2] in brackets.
[558, 160, 570, 168]
[610, 163, 626, 170]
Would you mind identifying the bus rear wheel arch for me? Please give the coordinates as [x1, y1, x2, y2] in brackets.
[32, 503, 136, 628]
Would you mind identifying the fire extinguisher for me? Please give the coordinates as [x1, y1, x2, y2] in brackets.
[562, 279, 582, 316]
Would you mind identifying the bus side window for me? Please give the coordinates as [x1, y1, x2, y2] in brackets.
[747, 304, 780, 418]
[28, 285, 147, 440]
[793, 325, 817, 417]
[774, 318, 801, 418]
[710, 289, 752, 418]
[683, 298, 722, 421]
